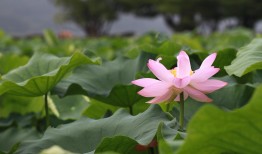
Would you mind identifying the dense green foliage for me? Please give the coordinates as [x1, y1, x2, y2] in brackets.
[0, 28, 262, 154]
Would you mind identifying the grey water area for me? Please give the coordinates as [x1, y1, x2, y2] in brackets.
[1, 0, 262, 37]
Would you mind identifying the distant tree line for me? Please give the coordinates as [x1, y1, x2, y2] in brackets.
[51, 0, 262, 36]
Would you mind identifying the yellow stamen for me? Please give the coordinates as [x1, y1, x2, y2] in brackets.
[170, 69, 177, 77]
[170, 69, 193, 77]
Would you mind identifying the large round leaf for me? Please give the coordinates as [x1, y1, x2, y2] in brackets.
[83, 98, 118, 119]
[16, 105, 174, 154]
[225, 38, 262, 77]
[176, 84, 262, 154]
[0, 95, 43, 117]
[0, 52, 99, 97]
[53, 52, 155, 107]
[49, 95, 89, 120]
[204, 28, 253, 51]
[95, 136, 146, 154]
[0, 128, 41, 153]
[157, 123, 185, 154]
[0, 54, 29, 74]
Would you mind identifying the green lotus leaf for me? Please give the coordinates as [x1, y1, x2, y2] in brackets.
[0, 95, 43, 117]
[253, 70, 262, 84]
[225, 38, 262, 77]
[83, 98, 118, 119]
[0, 54, 29, 75]
[0, 113, 36, 131]
[53, 52, 155, 107]
[0, 128, 41, 153]
[205, 28, 253, 51]
[157, 123, 185, 154]
[17, 105, 174, 154]
[95, 136, 144, 154]
[176, 84, 262, 154]
[49, 95, 89, 120]
[0, 52, 100, 97]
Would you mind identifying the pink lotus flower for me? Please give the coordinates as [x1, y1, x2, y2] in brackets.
[132, 51, 227, 104]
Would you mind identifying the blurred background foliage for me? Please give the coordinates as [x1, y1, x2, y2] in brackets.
[51, 0, 262, 36]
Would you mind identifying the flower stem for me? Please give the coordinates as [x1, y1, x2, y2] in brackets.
[149, 147, 154, 154]
[166, 103, 170, 112]
[129, 106, 133, 115]
[44, 93, 50, 129]
[179, 92, 184, 131]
